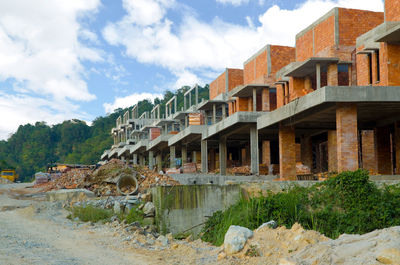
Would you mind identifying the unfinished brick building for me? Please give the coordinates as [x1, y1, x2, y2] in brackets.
[102, 0, 400, 182]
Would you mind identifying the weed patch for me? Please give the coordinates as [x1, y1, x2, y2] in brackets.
[201, 170, 400, 245]
[68, 205, 113, 223]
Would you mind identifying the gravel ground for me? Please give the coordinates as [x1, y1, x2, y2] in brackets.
[0, 183, 153, 265]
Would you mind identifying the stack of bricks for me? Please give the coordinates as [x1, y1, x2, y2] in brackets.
[188, 113, 204, 125]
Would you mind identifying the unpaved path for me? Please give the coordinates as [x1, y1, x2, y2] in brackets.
[0, 183, 156, 265]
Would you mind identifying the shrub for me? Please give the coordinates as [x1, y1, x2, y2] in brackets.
[68, 205, 113, 223]
[125, 206, 145, 224]
[201, 170, 400, 245]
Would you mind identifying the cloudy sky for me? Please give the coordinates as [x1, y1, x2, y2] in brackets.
[0, 0, 384, 139]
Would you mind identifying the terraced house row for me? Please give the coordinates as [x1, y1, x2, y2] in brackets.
[101, 0, 400, 180]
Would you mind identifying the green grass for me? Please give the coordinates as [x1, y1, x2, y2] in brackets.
[201, 170, 400, 246]
[67, 205, 113, 223]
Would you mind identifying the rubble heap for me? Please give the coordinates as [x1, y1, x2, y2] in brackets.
[35, 159, 180, 196]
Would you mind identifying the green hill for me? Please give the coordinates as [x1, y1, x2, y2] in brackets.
[0, 85, 209, 182]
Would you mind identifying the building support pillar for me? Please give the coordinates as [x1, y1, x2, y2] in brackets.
[316, 63, 321, 90]
[327, 130, 338, 172]
[279, 124, 296, 180]
[336, 103, 359, 172]
[201, 140, 208, 173]
[156, 153, 162, 172]
[212, 104, 216, 124]
[219, 136, 227, 175]
[250, 125, 259, 175]
[182, 145, 187, 164]
[361, 130, 377, 174]
[192, 151, 197, 163]
[133, 154, 138, 165]
[148, 151, 154, 170]
[252, 88, 257, 111]
[170, 146, 176, 168]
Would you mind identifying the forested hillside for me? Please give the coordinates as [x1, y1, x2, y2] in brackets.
[0, 85, 209, 181]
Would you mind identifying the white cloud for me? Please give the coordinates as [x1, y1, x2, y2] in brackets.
[103, 92, 163, 113]
[0, 0, 101, 139]
[0, 92, 90, 140]
[103, 0, 383, 88]
[216, 0, 249, 6]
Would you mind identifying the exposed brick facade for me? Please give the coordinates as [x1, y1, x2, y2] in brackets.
[301, 136, 313, 170]
[262, 140, 271, 165]
[361, 130, 377, 174]
[210, 69, 243, 100]
[279, 125, 296, 180]
[327, 64, 338, 86]
[150, 128, 161, 141]
[385, 0, 400, 21]
[327, 130, 338, 172]
[336, 103, 359, 172]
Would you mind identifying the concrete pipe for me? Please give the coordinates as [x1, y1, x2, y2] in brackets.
[116, 173, 139, 195]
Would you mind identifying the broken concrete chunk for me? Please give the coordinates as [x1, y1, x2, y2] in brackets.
[156, 235, 169, 246]
[223, 225, 253, 255]
[46, 189, 94, 202]
[143, 202, 155, 217]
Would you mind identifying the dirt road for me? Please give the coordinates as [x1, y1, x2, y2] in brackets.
[0, 183, 156, 265]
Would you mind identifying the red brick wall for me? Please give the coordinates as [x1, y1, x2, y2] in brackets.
[279, 125, 296, 180]
[385, 0, 400, 21]
[386, 44, 400, 86]
[296, 29, 314, 62]
[227, 69, 244, 91]
[276, 84, 284, 109]
[262, 140, 271, 165]
[270, 46, 296, 77]
[244, 60, 255, 85]
[237, 97, 249, 111]
[314, 15, 335, 55]
[150, 127, 161, 141]
[289, 77, 306, 101]
[327, 63, 338, 86]
[361, 130, 377, 174]
[336, 103, 359, 172]
[339, 9, 383, 46]
[209, 72, 225, 100]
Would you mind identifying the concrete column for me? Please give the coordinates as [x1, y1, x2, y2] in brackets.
[195, 86, 198, 107]
[212, 104, 216, 124]
[185, 116, 188, 128]
[201, 140, 208, 173]
[164, 124, 168, 135]
[262, 88, 270, 111]
[189, 93, 192, 108]
[165, 105, 168, 119]
[336, 103, 359, 172]
[192, 151, 197, 163]
[252, 88, 257, 111]
[250, 125, 259, 175]
[376, 126, 392, 174]
[327, 130, 338, 172]
[158, 107, 160, 120]
[210, 148, 216, 171]
[174, 98, 177, 114]
[148, 151, 154, 170]
[184, 96, 187, 110]
[279, 124, 296, 180]
[133, 154, 138, 165]
[261, 141, 271, 166]
[156, 153, 162, 171]
[327, 63, 338, 86]
[361, 130, 377, 174]
[222, 105, 226, 119]
[301, 136, 313, 170]
[316, 63, 321, 90]
[170, 146, 176, 168]
[182, 145, 187, 164]
[219, 136, 227, 175]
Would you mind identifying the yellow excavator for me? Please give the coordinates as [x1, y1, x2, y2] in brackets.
[0, 169, 18, 182]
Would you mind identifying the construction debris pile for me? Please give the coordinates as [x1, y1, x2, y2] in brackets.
[34, 159, 180, 196]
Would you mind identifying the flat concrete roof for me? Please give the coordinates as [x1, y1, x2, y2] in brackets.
[100, 150, 110, 160]
[168, 125, 206, 146]
[230, 84, 269, 97]
[257, 86, 400, 132]
[197, 99, 227, 111]
[147, 134, 173, 152]
[172, 111, 190, 120]
[130, 139, 149, 154]
[375, 22, 400, 43]
[286, 57, 339, 77]
[154, 119, 179, 127]
[141, 124, 160, 132]
[203, 111, 264, 140]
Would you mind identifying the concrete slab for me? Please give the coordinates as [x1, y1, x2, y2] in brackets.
[46, 189, 95, 202]
[130, 139, 148, 155]
[197, 99, 227, 111]
[147, 134, 173, 152]
[203, 111, 263, 140]
[257, 86, 400, 131]
[230, 84, 269, 98]
[375, 21, 400, 43]
[168, 125, 206, 146]
[285, 57, 340, 77]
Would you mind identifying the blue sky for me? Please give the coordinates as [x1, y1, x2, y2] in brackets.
[0, 0, 383, 139]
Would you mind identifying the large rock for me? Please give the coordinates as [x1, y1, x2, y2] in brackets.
[143, 202, 155, 217]
[46, 189, 95, 202]
[224, 225, 253, 254]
